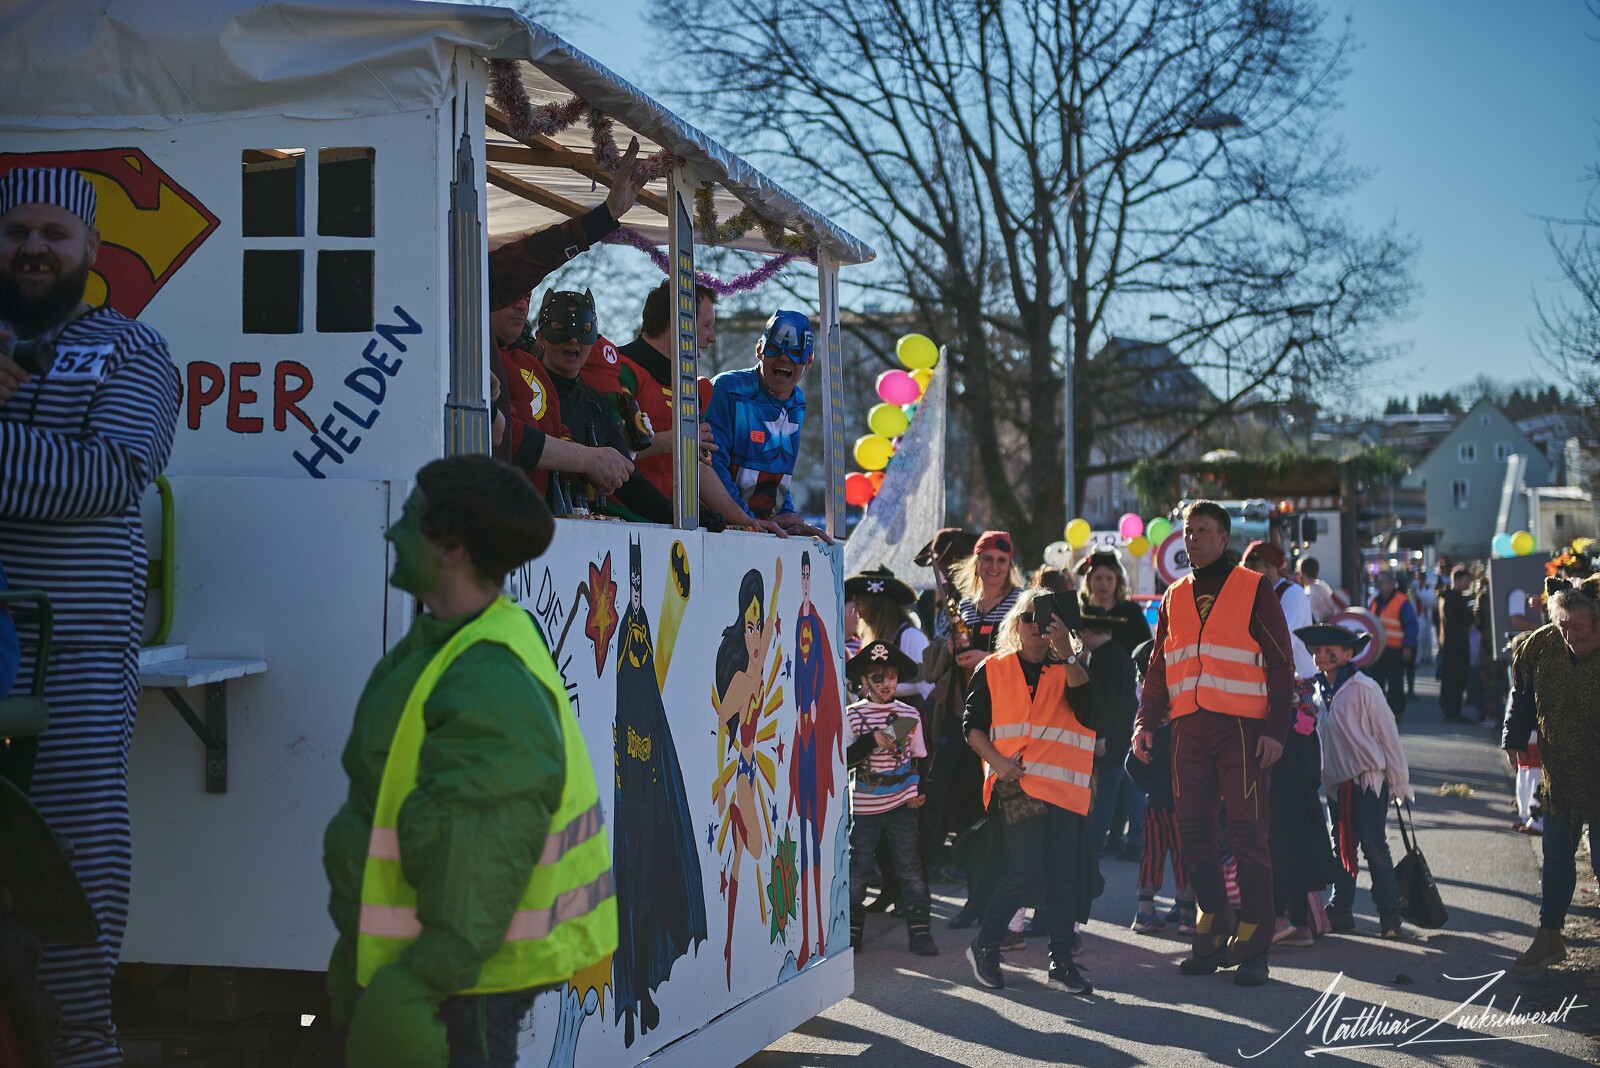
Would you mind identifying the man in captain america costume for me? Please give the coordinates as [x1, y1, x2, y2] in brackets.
[705, 310, 830, 540]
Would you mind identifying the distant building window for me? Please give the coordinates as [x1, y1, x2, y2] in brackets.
[1451, 478, 1470, 510]
[1495, 442, 1512, 462]
[1481, 414, 1491, 426]
[1555, 513, 1568, 530]
[1458, 443, 1476, 463]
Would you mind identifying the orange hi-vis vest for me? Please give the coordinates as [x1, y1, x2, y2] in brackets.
[1162, 566, 1269, 720]
[981, 653, 1095, 816]
[1372, 593, 1408, 649]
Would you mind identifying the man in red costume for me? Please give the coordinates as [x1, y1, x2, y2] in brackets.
[487, 139, 643, 497]
[1133, 500, 1295, 987]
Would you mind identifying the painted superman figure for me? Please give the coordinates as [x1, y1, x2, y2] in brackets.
[787, 550, 843, 969]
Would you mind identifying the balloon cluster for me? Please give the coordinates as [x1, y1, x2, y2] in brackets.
[1492, 530, 1538, 558]
[846, 335, 939, 507]
[1056, 512, 1173, 561]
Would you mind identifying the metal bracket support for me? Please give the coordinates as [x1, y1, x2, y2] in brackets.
[158, 684, 228, 794]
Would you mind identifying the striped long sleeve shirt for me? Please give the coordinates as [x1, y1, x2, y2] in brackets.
[0, 305, 179, 650]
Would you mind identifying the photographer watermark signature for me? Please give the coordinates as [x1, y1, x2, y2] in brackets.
[1241, 970, 1587, 1058]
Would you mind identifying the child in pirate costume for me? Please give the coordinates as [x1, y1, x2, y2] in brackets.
[845, 640, 938, 957]
[1299, 625, 1413, 940]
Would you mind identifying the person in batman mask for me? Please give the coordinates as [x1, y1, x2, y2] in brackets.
[534, 288, 673, 524]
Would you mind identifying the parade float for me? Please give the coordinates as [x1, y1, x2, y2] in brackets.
[0, 2, 871, 1063]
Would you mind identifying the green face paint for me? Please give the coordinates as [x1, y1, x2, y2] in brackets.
[385, 489, 441, 595]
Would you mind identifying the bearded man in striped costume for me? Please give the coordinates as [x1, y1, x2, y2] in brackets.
[0, 167, 180, 1067]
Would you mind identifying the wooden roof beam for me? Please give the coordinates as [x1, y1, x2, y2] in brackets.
[485, 106, 670, 216]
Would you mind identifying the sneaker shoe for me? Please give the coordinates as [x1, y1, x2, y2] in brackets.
[1046, 959, 1093, 995]
[1278, 926, 1314, 948]
[999, 930, 1026, 952]
[1379, 911, 1404, 940]
[906, 911, 939, 957]
[1324, 906, 1356, 933]
[1233, 950, 1270, 986]
[1270, 916, 1295, 944]
[1131, 912, 1167, 934]
[1165, 903, 1183, 925]
[1177, 909, 1197, 935]
[967, 939, 1004, 989]
[1179, 944, 1230, 976]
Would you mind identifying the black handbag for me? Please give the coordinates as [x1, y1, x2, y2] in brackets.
[1394, 799, 1448, 929]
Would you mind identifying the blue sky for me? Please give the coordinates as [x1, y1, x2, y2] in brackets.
[537, 0, 1599, 409]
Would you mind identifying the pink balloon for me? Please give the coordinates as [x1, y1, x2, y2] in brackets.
[1118, 513, 1144, 541]
[876, 369, 921, 406]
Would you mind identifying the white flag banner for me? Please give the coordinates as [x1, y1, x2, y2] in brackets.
[844, 361, 948, 586]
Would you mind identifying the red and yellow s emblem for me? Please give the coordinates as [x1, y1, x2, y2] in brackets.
[0, 148, 219, 317]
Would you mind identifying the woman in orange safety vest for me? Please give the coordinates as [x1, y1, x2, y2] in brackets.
[961, 588, 1101, 997]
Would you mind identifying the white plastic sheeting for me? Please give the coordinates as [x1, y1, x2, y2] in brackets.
[0, 0, 872, 263]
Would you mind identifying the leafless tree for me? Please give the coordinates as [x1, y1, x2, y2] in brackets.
[651, 0, 1415, 559]
[1536, 156, 1600, 397]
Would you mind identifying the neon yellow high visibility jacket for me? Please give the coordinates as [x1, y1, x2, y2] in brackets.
[324, 598, 615, 999]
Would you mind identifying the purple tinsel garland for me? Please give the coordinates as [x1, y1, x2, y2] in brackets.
[488, 59, 678, 183]
[603, 227, 815, 295]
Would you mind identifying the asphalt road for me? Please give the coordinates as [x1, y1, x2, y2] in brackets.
[747, 677, 1600, 1067]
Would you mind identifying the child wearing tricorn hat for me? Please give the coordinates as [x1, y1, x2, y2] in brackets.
[1297, 624, 1414, 940]
[844, 640, 938, 957]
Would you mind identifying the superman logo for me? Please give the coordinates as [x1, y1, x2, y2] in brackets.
[0, 148, 219, 317]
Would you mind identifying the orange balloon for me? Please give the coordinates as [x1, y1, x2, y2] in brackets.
[867, 471, 884, 490]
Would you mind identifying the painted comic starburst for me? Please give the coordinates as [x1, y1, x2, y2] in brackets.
[766, 828, 799, 943]
[583, 553, 619, 675]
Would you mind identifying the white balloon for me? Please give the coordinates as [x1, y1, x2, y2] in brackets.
[1042, 540, 1072, 570]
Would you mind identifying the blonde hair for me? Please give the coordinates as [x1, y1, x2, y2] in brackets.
[853, 592, 913, 645]
[993, 588, 1052, 658]
[952, 553, 1024, 602]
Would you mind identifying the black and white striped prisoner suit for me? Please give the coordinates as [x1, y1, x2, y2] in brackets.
[1, 303, 179, 1067]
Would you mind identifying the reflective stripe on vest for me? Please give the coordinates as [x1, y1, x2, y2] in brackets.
[356, 597, 618, 994]
[981, 653, 1095, 816]
[1162, 567, 1270, 720]
[1372, 593, 1407, 649]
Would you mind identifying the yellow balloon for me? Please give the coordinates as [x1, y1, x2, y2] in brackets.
[1065, 518, 1091, 549]
[1128, 535, 1151, 558]
[1511, 530, 1536, 557]
[853, 434, 895, 471]
[910, 367, 933, 394]
[867, 402, 910, 439]
[896, 333, 940, 371]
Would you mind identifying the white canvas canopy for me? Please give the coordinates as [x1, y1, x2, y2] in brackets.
[0, 0, 873, 263]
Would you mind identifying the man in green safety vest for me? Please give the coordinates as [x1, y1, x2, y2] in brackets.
[320, 454, 616, 1068]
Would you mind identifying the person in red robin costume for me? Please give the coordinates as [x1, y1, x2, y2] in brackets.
[487, 138, 644, 498]
[1132, 500, 1295, 987]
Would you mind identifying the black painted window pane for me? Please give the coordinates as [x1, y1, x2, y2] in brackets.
[317, 250, 373, 333]
[319, 148, 375, 237]
[243, 250, 303, 334]
[241, 152, 303, 237]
